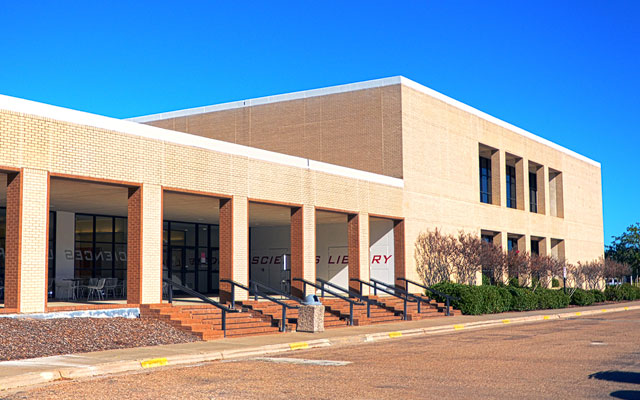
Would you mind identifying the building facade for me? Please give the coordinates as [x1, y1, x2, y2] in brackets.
[0, 77, 604, 313]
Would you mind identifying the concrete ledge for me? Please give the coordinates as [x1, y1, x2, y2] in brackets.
[1, 303, 638, 392]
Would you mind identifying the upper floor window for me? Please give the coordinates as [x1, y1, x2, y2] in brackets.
[529, 172, 538, 213]
[479, 156, 492, 204]
[507, 237, 518, 252]
[530, 239, 540, 255]
[506, 165, 516, 209]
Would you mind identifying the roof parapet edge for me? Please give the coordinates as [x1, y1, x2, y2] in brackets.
[0, 94, 404, 188]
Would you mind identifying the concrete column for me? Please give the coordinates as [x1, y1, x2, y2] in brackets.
[347, 212, 369, 294]
[290, 207, 304, 299]
[494, 232, 509, 284]
[393, 219, 406, 291]
[536, 166, 547, 215]
[219, 196, 248, 302]
[515, 157, 527, 211]
[4, 169, 49, 313]
[127, 184, 162, 305]
[490, 150, 503, 206]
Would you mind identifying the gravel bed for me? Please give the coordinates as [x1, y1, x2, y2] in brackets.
[0, 317, 200, 361]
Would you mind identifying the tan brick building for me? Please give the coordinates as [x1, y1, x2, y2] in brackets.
[0, 76, 603, 314]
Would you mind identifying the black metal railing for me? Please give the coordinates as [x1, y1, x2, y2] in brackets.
[220, 279, 298, 332]
[163, 277, 239, 337]
[293, 278, 364, 325]
[315, 278, 375, 319]
[397, 277, 460, 316]
[249, 280, 303, 304]
[350, 278, 412, 320]
[369, 278, 435, 315]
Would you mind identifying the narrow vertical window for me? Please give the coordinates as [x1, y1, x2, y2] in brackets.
[479, 156, 492, 204]
[506, 165, 516, 209]
[530, 239, 539, 255]
[529, 172, 538, 213]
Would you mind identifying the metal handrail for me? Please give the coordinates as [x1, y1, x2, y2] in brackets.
[249, 280, 304, 304]
[293, 278, 364, 325]
[315, 278, 374, 318]
[350, 278, 410, 320]
[220, 279, 298, 332]
[369, 278, 433, 315]
[397, 277, 460, 316]
[163, 278, 239, 337]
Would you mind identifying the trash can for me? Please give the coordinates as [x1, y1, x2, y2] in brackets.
[297, 295, 324, 332]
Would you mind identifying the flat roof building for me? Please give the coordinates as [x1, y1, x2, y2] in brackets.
[0, 76, 603, 315]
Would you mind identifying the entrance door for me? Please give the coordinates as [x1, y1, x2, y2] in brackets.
[210, 248, 219, 293]
[170, 248, 183, 285]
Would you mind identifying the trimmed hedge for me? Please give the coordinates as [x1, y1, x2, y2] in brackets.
[571, 289, 595, 306]
[589, 289, 606, 303]
[604, 284, 640, 302]
[430, 283, 569, 315]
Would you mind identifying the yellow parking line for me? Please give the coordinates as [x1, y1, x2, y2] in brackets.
[601, 309, 607, 313]
[575, 312, 582, 316]
[388, 332, 402, 338]
[140, 358, 168, 368]
[502, 319, 511, 324]
[453, 324, 465, 330]
[543, 316, 550, 320]
[289, 342, 309, 350]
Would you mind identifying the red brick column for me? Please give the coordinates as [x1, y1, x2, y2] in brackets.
[290, 207, 304, 299]
[4, 172, 21, 310]
[127, 187, 143, 304]
[219, 198, 233, 303]
[347, 213, 361, 294]
[393, 219, 406, 291]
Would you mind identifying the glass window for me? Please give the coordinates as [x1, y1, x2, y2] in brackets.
[95, 216, 113, 243]
[481, 234, 494, 244]
[210, 225, 219, 247]
[479, 157, 492, 204]
[198, 226, 208, 247]
[529, 172, 538, 213]
[531, 239, 540, 255]
[506, 165, 517, 209]
[75, 215, 93, 242]
[507, 238, 518, 252]
[114, 218, 127, 243]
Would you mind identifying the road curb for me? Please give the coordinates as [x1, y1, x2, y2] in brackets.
[1, 304, 639, 392]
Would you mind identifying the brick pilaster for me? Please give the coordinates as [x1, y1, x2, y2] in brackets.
[347, 213, 368, 294]
[219, 198, 233, 303]
[290, 207, 304, 299]
[393, 219, 406, 291]
[4, 172, 21, 310]
[127, 187, 143, 304]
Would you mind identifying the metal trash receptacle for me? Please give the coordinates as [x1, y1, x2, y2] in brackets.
[302, 294, 321, 305]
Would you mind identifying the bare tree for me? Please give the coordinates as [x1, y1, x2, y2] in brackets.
[454, 232, 482, 285]
[506, 250, 531, 286]
[529, 254, 564, 291]
[414, 229, 457, 286]
[479, 240, 505, 284]
[604, 258, 631, 282]
[578, 258, 605, 290]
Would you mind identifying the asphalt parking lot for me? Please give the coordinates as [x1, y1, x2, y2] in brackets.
[5, 310, 640, 399]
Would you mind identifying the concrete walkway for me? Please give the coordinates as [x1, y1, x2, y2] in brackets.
[1, 301, 639, 392]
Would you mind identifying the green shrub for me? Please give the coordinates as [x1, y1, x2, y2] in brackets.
[605, 284, 640, 301]
[552, 278, 560, 288]
[589, 289, 606, 303]
[481, 273, 491, 286]
[536, 288, 570, 309]
[508, 277, 521, 288]
[571, 288, 595, 306]
[508, 286, 538, 311]
[430, 282, 510, 315]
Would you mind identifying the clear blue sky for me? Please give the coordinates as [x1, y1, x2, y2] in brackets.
[1, 1, 638, 245]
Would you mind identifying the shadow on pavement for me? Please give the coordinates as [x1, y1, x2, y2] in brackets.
[589, 371, 640, 385]
[609, 390, 640, 400]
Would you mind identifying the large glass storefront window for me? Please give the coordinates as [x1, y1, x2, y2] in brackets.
[163, 221, 219, 294]
[74, 214, 127, 280]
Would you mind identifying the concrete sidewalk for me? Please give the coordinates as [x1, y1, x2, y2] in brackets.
[2, 301, 639, 392]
